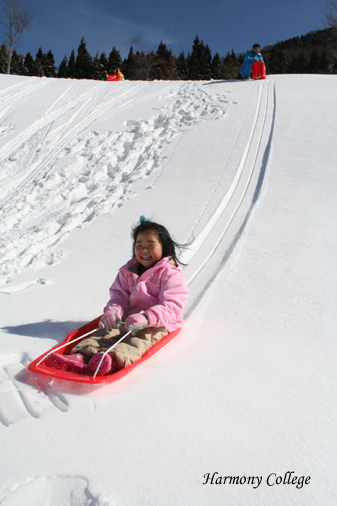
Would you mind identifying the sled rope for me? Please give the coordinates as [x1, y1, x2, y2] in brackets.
[92, 329, 133, 379]
[35, 328, 99, 367]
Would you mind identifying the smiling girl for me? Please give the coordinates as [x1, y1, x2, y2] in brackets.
[45, 216, 188, 376]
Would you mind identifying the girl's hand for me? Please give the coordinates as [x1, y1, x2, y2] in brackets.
[100, 306, 123, 330]
[125, 313, 149, 335]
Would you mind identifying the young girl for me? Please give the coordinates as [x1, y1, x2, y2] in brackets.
[45, 217, 188, 376]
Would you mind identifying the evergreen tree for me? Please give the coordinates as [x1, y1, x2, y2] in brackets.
[188, 51, 199, 79]
[35, 47, 44, 76]
[92, 52, 108, 80]
[0, 43, 8, 73]
[150, 41, 176, 79]
[108, 46, 122, 73]
[67, 49, 76, 78]
[199, 43, 212, 79]
[319, 49, 330, 73]
[222, 49, 240, 79]
[99, 51, 109, 76]
[44, 50, 56, 77]
[75, 37, 93, 79]
[58, 55, 68, 78]
[10, 49, 25, 74]
[176, 51, 188, 80]
[268, 47, 287, 73]
[211, 52, 222, 79]
[289, 51, 307, 73]
[188, 35, 212, 79]
[307, 49, 321, 73]
[24, 51, 35, 75]
[296, 51, 307, 73]
[123, 46, 137, 79]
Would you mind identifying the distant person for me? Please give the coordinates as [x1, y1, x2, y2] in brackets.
[240, 44, 264, 79]
[117, 69, 124, 81]
[107, 67, 124, 81]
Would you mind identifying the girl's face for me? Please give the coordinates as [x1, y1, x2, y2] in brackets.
[135, 231, 163, 269]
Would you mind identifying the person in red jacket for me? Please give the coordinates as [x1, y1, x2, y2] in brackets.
[107, 67, 124, 81]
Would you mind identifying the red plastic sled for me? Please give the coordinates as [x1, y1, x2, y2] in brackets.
[28, 316, 181, 384]
[252, 61, 266, 80]
[106, 74, 119, 81]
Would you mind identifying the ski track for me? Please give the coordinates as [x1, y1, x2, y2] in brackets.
[0, 78, 275, 429]
[183, 78, 276, 314]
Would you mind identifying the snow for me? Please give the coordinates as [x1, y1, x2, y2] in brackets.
[0, 73, 336, 505]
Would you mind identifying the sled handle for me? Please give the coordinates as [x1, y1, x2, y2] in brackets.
[35, 327, 100, 367]
[92, 329, 133, 379]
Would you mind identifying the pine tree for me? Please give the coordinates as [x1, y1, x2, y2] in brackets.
[24, 51, 35, 75]
[268, 47, 287, 73]
[99, 51, 108, 76]
[188, 35, 212, 79]
[0, 43, 8, 73]
[35, 47, 44, 76]
[108, 46, 122, 73]
[92, 52, 107, 80]
[44, 50, 56, 77]
[75, 37, 93, 79]
[123, 46, 137, 80]
[211, 52, 222, 79]
[199, 43, 212, 79]
[319, 49, 330, 73]
[289, 51, 307, 73]
[222, 49, 239, 79]
[307, 49, 321, 73]
[176, 51, 188, 80]
[10, 48, 25, 74]
[188, 51, 199, 79]
[150, 41, 176, 79]
[67, 49, 76, 78]
[58, 55, 68, 78]
[188, 35, 201, 79]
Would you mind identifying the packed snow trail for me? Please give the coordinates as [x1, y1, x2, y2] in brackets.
[183, 78, 275, 312]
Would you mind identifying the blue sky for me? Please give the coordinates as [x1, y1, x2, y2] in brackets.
[1, 0, 326, 65]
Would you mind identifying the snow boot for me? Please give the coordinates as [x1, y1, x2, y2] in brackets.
[44, 353, 86, 373]
[86, 352, 117, 376]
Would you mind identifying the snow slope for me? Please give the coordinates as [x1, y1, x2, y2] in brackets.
[0, 74, 336, 505]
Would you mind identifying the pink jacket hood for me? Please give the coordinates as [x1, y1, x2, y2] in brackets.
[104, 257, 188, 332]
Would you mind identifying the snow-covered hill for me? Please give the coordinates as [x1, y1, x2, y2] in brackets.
[0, 74, 336, 505]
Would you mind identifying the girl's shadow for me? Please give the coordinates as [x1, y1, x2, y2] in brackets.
[1, 320, 87, 341]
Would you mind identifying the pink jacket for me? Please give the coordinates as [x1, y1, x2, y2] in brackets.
[104, 257, 188, 331]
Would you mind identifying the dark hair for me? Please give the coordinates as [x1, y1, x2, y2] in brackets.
[253, 43, 261, 49]
[131, 220, 188, 266]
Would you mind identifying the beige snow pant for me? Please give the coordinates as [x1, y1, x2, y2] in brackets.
[71, 323, 169, 370]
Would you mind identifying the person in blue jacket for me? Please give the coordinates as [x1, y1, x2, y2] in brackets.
[240, 44, 264, 78]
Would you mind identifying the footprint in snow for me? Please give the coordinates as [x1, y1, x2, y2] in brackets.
[0, 475, 106, 506]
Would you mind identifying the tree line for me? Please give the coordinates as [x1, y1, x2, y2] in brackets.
[1, 32, 336, 80]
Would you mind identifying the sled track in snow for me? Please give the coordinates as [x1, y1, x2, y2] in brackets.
[184, 78, 276, 315]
